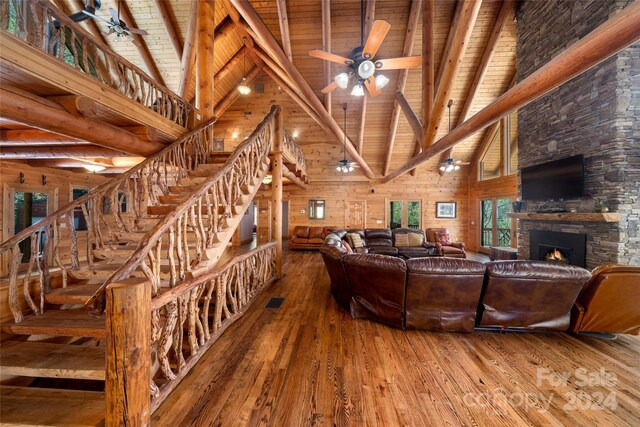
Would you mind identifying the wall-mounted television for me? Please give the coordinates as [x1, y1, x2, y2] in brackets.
[521, 155, 585, 200]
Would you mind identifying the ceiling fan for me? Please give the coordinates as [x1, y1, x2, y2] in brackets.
[439, 100, 469, 172]
[309, 1, 421, 97]
[82, 1, 148, 46]
[337, 103, 360, 173]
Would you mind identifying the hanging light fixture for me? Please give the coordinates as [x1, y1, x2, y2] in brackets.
[336, 103, 355, 173]
[351, 83, 365, 97]
[335, 72, 349, 89]
[375, 74, 390, 89]
[237, 38, 251, 95]
[440, 99, 461, 173]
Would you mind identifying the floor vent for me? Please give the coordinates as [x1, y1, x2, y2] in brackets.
[265, 297, 285, 310]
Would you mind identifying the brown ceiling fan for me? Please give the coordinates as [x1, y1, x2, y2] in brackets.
[309, 2, 421, 97]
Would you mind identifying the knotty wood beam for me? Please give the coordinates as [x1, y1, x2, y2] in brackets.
[422, 0, 434, 137]
[178, 1, 198, 98]
[230, 0, 375, 179]
[0, 145, 129, 159]
[272, 107, 284, 278]
[357, 0, 375, 156]
[321, 0, 332, 115]
[47, 95, 97, 117]
[438, 0, 512, 174]
[396, 92, 423, 142]
[0, 87, 163, 156]
[197, 0, 216, 133]
[122, 126, 159, 142]
[0, 129, 87, 145]
[382, 0, 640, 183]
[275, 0, 293, 62]
[383, 0, 422, 175]
[357, 98, 367, 155]
[214, 67, 261, 117]
[215, 46, 246, 85]
[422, 0, 481, 149]
[151, 0, 182, 60]
[117, 1, 164, 86]
[27, 159, 112, 168]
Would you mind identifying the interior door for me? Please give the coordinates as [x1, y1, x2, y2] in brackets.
[345, 201, 366, 229]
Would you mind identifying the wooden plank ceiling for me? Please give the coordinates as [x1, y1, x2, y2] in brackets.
[1, 0, 516, 179]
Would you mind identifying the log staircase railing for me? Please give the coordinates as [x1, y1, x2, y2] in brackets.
[85, 106, 279, 315]
[0, 116, 218, 322]
[0, 0, 192, 126]
[283, 131, 306, 173]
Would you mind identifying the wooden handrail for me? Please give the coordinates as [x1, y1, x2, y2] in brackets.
[85, 106, 279, 315]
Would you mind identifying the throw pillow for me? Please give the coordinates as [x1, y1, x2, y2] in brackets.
[395, 233, 410, 247]
[342, 241, 353, 253]
[348, 233, 364, 248]
[408, 233, 424, 246]
[435, 231, 451, 245]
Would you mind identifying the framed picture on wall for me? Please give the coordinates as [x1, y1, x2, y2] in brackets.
[436, 202, 457, 219]
[212, 138, 224, 152]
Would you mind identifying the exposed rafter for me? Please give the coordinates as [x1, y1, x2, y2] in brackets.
[178, 1, 198, 98]
[0, 145, 130, 159]
[438, 0, 513, 174]
[117, 1, 164, 86]
[0, 129, 87, 146]
[358, 0, 376, 156]
[396, 92, 423, 142]
[321, 0, 332, 115]
[229, 0, 375, 179]
[382, 0, 640, 182]
[151, 0, 182, 60]
[422, 0, 482, 149]
[197, 0, 216, 129]
[275, 0, 293, 62]
[382, 0, 422, 176]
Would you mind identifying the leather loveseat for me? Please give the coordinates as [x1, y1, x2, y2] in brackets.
[289, 226, 338, 250]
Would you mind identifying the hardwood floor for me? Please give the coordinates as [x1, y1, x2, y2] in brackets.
[153, 249, 640, 426]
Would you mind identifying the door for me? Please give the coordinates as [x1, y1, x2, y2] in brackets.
[480, 197, 513, 253]
[388, 200, 421, 229]
[345, 201, 366, 229]
[282, 201, 289, 238]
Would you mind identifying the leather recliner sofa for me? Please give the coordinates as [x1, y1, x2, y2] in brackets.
[570, 264, 640, 335]
[289, 226, 338, 250]
[333, 228, 439, 257]
[477, 261, 592, 331]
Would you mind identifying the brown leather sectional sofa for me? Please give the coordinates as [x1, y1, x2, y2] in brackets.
[289, 226, 338, 250]
[320, 238, 639, 335]
[316, 228, 441, 257]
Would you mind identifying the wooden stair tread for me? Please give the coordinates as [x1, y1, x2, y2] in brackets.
[0, 385, 104, 426]
[45, 284, 101, 305]
[2, 310, 105, 338]
[0, 341, 105, 380]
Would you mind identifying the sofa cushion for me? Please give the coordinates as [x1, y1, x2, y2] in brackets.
[434, 231, 451, 245]
[395, 233, 410, 247]
[293, 226, 310, 238]
[365, 228, 392, 240]
[408, 233, 424, 246]
[309, 238, 324, 244]
[368, 246, 399, 256]
[367, 238, 393, 247]
[292, 238, 309, 244]
[309, 227, 325, 239]
[348, 233, 364, 248]
[342, 241, 353, 253]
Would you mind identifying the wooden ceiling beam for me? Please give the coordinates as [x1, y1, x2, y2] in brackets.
[151, 0, 182, 60]
[321, 0, 332, 115]
[46, 95, 98, 117]
[215, 46, 246, 85]
[438, 0, 513, 174]
[178, 1, 198, 98]
[275, 0, 293, 62]
[0, 87, 163, 157]
[422, 0, 482, 149]
[396, 92, 423, 142]
[229, 0, 375, 179]
[0, 145, 129, 159]
[117, 1, 164, 86]
[382, 0, 422, 176]
[27, 159, 110, 168]
[197, 0, 216, 128]
[214, 67, 262, 118]
[358, 0, 376, 156]
[382, 0, 640, 183]
[0, 129, 87, 145]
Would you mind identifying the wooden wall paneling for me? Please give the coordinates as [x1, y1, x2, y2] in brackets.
[152, 0, 183, 60]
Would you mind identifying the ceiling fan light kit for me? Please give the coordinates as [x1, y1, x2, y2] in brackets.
[335, 72, 350, 89]
[351, 83, 365, 97]
[375, 74, 390, 89]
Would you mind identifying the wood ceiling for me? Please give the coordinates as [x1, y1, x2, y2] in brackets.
[0, 0, 517, 179]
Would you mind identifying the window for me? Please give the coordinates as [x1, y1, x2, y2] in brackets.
[388, 200, 421, 229]
[14, 191, 49, 262]
[72, 187, 89, 231]
[479, 112, 518, 180]
[102, 192, 128, 214]
[480, 198, 514, 252]
[308, 200, 325, 220]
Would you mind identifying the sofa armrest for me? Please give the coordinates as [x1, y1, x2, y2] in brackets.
[450, 242, 465, 250]
[434, 242, 445, 256]
[570, 301, 586, 332]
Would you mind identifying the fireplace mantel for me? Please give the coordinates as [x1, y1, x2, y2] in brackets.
[509, 212, 621, 222]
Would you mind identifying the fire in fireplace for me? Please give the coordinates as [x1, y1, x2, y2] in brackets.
[530, 230, 586, 268]
[544, 248, 569, 263]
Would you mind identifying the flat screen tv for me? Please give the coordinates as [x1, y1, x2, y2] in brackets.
[521, 155, 585, 200]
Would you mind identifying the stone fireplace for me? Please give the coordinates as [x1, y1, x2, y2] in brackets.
[515, 0, 640, 269]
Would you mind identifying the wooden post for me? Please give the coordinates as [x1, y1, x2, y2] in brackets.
[197, 0, 216, 136]
[271, 107, 284, 279]
[105, 278, 151, 426]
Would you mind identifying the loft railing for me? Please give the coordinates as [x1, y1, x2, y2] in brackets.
[283, 131, 306, 174]
[0, 0, 192, 126]
[0, 117, 217, 323]
[85, 106, 278, 315]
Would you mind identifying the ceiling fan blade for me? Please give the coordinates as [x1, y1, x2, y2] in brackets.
[321, 81, 338, 94]
[375, 56, 422, 70]
[127, 27, 148, 36]
[82, 10, 112, 25]
[362, 20, 391, 59]
[309, 49, 352, 65]
[455, 161, 471, 166]
[109, 8, 119, 23]
[364, 77, 381, 97]
[104, 27, 115, 36]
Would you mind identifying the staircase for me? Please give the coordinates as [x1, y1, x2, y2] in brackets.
[0, 106, 293, 425]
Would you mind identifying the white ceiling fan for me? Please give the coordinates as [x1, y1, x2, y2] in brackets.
[82, 1, 148, 46]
